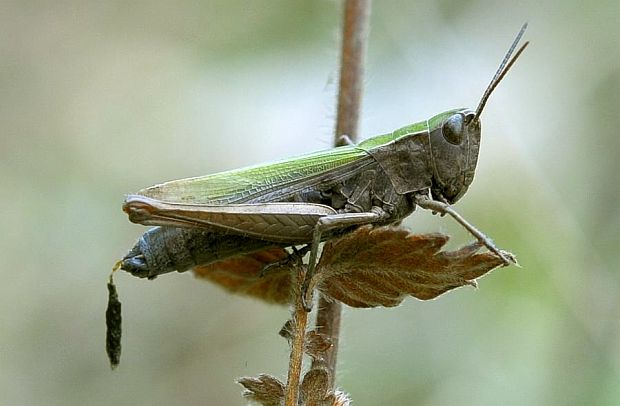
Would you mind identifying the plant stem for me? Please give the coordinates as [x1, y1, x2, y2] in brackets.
[334, 0, 371, 146]
[284, 266, 308, 406]
[312, 0, 371, 388]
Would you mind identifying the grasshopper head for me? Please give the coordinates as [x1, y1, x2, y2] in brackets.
[427, 23, 530, 204]
[427, 109, 480, 204]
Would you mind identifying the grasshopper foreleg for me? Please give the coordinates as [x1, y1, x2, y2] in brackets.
[414, 194, 515, 266]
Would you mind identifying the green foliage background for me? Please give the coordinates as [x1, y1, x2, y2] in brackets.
[1, 1, 618, 405]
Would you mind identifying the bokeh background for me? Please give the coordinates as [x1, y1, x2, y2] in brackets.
[1, 1, 619, 405]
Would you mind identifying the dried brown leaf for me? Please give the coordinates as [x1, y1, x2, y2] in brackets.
[315, 226, 512, 308]
[304, 331, 333, 360]
[300, 367, 334, 406]
[237, 374, 285, 406]
[279, 319, 294, 341]
[192, 248, 292, 304]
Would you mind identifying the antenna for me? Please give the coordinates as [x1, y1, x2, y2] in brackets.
[474, 23, 529, 120]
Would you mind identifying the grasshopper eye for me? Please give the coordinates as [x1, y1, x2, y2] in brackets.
[442, 114, 465, 145]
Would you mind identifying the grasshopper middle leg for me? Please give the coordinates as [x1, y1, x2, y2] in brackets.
[301, 209, 387, 311]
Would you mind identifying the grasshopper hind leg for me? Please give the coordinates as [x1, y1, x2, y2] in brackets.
[259, 245, 311, 277]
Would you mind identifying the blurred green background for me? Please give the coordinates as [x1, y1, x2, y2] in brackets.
[1, 1, 619, 405]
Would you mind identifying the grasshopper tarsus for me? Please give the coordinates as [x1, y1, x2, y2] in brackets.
[301, 269, 317, 312]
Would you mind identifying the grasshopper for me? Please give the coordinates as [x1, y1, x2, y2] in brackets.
[120, 25, 528, 310]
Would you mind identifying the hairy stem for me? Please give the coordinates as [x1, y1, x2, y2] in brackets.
[284, 266, 308, 406]
[334, 0, 371, 146]
[312, 0, 371, 387]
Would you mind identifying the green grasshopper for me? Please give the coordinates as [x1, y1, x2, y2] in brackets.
[120, 25, 528, 310]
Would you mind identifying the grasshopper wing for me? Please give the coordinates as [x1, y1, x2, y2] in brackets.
[135, 145, 373, 204]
